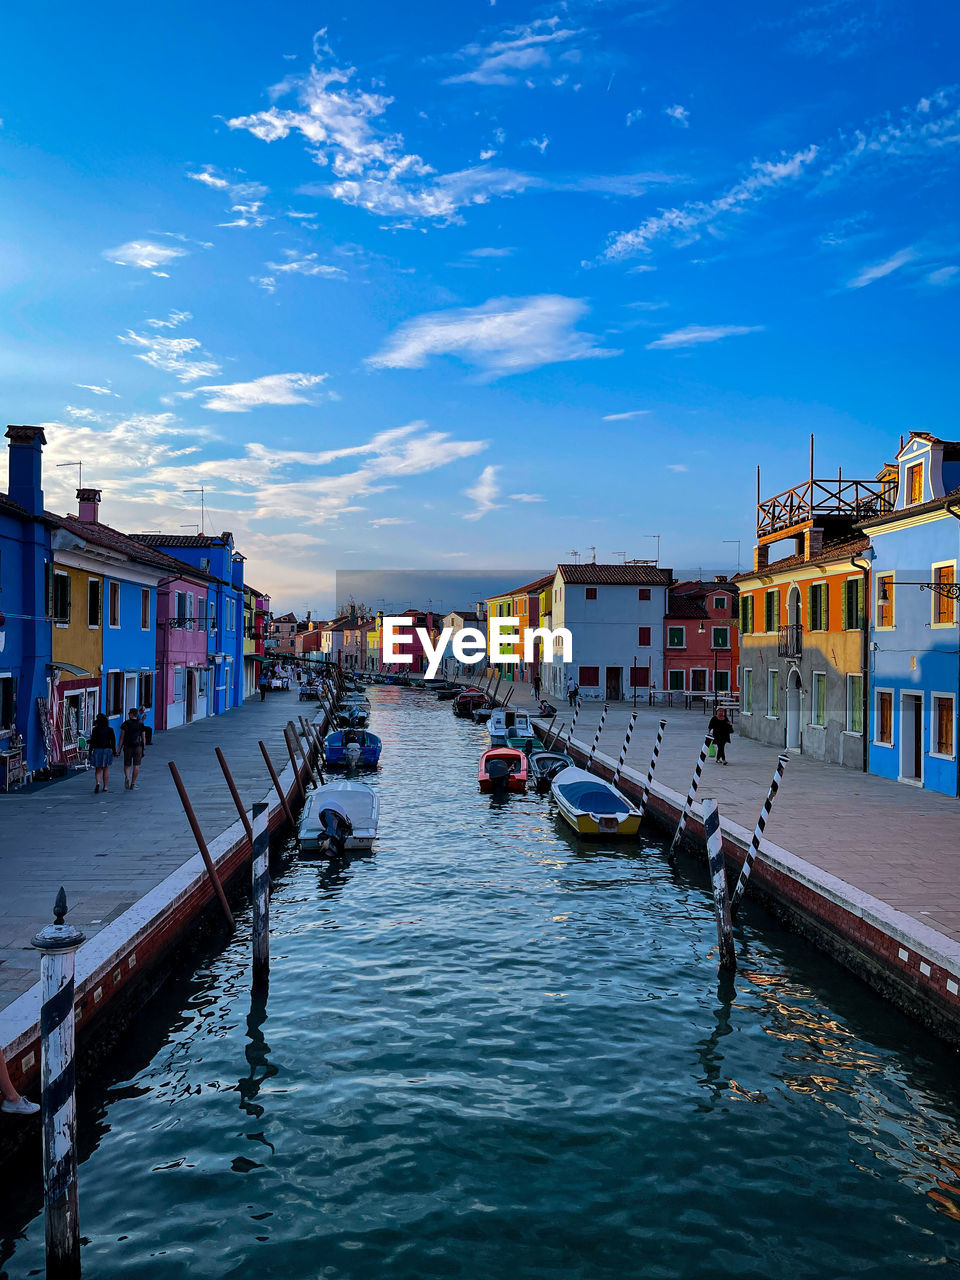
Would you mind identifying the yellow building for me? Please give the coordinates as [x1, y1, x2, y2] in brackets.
[48, 562, 103, 755]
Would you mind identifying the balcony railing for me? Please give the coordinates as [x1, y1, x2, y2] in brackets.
[778, 623, 803, 658]
[757, 477, 894, 540]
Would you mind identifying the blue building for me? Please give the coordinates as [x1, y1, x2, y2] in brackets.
[0, 426, 53, 776]
[862, 432, 960, 796]
[133, 532, 245, 714]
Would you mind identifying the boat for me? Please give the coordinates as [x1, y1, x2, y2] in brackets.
[435, 682, 463, 700]
[323, 729, 382, 769]
[335, 703, 369, 729]
[478, 746, 528, 794]
[550, 766, 642, 837]
[298, 780, 380, 854]
[453, 691, 487, 718]
[528, 749, 575, 792]
[488, 707, 545, 753]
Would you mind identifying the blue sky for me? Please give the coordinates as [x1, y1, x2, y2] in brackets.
[1, 0, 957, 611]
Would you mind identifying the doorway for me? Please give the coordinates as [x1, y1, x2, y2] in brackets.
[786, 668, 802, 750]
[900, 693, 923, 784]
[124, 674, 138, 719]
[605, 667, 622, 700]
[186, 669, 196, 723]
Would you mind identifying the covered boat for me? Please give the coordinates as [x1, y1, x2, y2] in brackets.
[323, 729, 382, 769]
[453, 691, 487, 718]
[335, 702, 369, 729]
[488, 707, 545, 753]
[550, 766, 641, 837]
[528, 750, 575, 792]
[478, 746, 528, 794]
[298, 780, 380, 853]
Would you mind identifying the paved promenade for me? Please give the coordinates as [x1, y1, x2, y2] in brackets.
[512, 687, 960, 947]
[0, 690, 313, 1012]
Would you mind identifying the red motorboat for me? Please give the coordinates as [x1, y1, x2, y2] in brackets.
[454, 691, 488, 718]
[478, 746, 528, 794]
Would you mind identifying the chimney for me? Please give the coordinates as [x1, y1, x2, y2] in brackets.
[754, 543, 769, 572]
[804, 527, 823, 561]
[77, 487, 102, 523]
[5, 425, 46, 516]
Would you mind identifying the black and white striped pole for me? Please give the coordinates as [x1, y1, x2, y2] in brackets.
[639, 718, 667, 816]
[730, 753, 789, 915]
[702, 799, 736, 972]
[565, 698, 583, 750]
[612, 711, 638, 787]
[251, 802, 270, 989]
[32, 887, 85, 1279]
[586, 703, 609, 767]
[670, 734, 713, 856]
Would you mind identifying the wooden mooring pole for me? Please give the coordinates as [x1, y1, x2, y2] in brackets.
[250, 802, 270, 989]
[215, 747, 253, 847]
[168, 761, 235, 928]
[702, 799, 736, 972]
[258, 740, 298, 837]
[612, 711, 638, 787]
[639, 718, 667, 815]
[730, 753, 789, 915]
[285, 722, 309, 792]
[586, 703, 609, 767]
[32, 888, 85, 1280]
[669, 734, 713, 856]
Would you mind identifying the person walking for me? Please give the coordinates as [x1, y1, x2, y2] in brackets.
[117, 708, 146, 790]
[708, 706, 733, 765]
[259, 671, 269, 701]
[89, 712, 116, 794]
[566, 674, 578, 708]
[533, 672, 542, 701]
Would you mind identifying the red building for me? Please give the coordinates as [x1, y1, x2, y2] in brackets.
[662, 577, 739, 700]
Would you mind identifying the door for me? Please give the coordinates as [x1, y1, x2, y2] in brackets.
[901, 694, 923, 783]
[186, 669, 195, 723]
[786, 669, 802, 750]
[605, 667, 622, 700]
[124, 674, 138, 719]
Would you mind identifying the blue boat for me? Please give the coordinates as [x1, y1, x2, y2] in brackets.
[323, 729, 382, 769]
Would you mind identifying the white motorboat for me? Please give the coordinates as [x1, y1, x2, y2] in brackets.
[298, 780, 380, 853]
[549, 766, 641, 837]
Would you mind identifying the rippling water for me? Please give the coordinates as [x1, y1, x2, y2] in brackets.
[3, 687, 960, 1278]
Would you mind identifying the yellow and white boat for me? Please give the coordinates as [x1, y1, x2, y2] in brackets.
[550, 766, 642, 837]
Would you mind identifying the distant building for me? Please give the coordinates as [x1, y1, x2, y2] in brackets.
[663, 578, 740, 701]
[269, 611, 298, 656]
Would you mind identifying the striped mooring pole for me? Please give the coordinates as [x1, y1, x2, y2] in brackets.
[670, 733, 713, 856]
[32, 888, 85, 1279]
[702, 799, 736, 972]
[251, 801, 270, 989]
[566, 698, 583, 748]
[586, 704, 609, 767]
[639, 718, 667, 815]
[612, 711, 638, 787]
[730, 753, 789, 915]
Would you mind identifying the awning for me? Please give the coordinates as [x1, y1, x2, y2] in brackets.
[248, 653, 270, 663]
[47, 661, 92, 678]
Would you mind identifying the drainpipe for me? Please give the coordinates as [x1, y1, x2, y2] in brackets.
[851, 555, 871, 773]
[946, 502, 960, 797]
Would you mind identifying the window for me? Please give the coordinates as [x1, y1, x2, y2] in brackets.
[109, 580, 120, 628]
[876, 691, 893, 745]
[87, 578, 101, 628]
[107, 671, 123, 715]
[638, 588, 651, 601]
[174, 592, 187, 628]
[141, 588, 150, 630]
[50, 570, 71, 624]
[668, 669, 685, 691]
[630, 665, 650, 687]
[138, 672, 153, 709]
[712, 626, 729, 649]
[208, 600, 216, 632]
[743, 668, 753, 713]
[764, 590, 780, 634]
[585, 587, 597, 601]
[200, 557, 211, 573]
[714, 596, 727, 610]
[198, 596, 207, 631]
[841, 578, 862, 630]
[808, 582, 828, 631]
[846, 674, 863, 734]
[198, 667, 208, 695]
[173, 667, 186, 702]
[876, 574, 894, 628]
[740, 595, 754, 634]
[768, 668, 779, 718]
[691, 669, 707, 693]
[638, 626, 651, 646]
[715, 669, 730, 693]
[812, 672, 826, 726]
[578, 665, 599, 686]
[933, 565, 956, 625]
[667, 626, 685, 649]
[186, 592, 194, 631]
[908, 462, 923, 506]
[934, 695, 954, 757]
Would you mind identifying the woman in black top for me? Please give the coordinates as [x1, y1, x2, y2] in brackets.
[708, 707, 733, 765]
[89, 713, 117, 793]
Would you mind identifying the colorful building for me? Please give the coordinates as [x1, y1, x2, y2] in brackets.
[663, 578, 740, 700]
[268, 610, 298, 657]
[154, 564, 216, 730]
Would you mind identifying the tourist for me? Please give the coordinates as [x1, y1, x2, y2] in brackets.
[533, 673, 542, 700]
[89, 712, 116, 794]
[567, 675, 578, 707]
[708, 707, 733, 765]
[0, 1045, 39, 1116]
[259, 671, 268, 701]
[117, 708, 146, 790]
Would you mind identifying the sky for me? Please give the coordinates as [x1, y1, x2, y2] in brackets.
[1, 0, 957, 613]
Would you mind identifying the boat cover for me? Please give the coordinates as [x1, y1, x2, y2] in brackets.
[555, 780, 631, 814]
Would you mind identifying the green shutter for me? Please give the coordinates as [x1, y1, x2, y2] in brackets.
[806, 585, 813, 631]
[65, 573, 71, 622]
[840, 581, 848, 632]
[44, 563, 54, 619]
[773, 592, 780, 630]
[857, 576, 865, 628]
[823, 583, 829, 631]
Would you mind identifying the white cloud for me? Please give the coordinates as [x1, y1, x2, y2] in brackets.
[64, 406, 100, 422]
[370, 516, 412, 527]
[666, 463, 688, 471]
[525, 135, 550, 154]
[118, 329, 221, 382]
[253, 275, 276, 293]
[146, 310, 192, 329]
[367, 294, 620, 378]
[927, 264, 959, 286]
[602, 409, 651, 420]
[264, 251, 347, 279]
[479, 148, 497, 160]
[443, 18, 581, 87]
[463, 465, 503, 520]
[188, 167, 270, 228]
[74, 384, 118, 397]
[646, 324, 763, 349]
[509, 492, 544, 502]
[469, 247, 516, 258]
[185, 372, 329, 413]
[846, 246, 917, 288]
[626, 108, 643, 126]
[664, 104, 690, 127]
[103, 240, 189, 271]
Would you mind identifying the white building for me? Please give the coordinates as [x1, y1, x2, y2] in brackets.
[547, 563, 672, 701]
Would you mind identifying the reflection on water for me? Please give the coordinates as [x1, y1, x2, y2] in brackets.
[2, 686, 960, 1279]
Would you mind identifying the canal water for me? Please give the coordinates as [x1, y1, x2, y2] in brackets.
[3, 686, 960, 1278]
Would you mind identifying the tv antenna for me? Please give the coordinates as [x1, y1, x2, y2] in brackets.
[184, 487, 207, 535]
[569, 549, 581, 564]
[179, 523, 199, 535]
[56, 460, 83, 490]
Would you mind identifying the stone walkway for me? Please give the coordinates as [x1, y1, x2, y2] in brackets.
[0, 690, 316, 1011]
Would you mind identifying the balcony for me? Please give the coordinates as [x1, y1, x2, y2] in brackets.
[757, 477, 893, 542]
[778, 623, 803, 659]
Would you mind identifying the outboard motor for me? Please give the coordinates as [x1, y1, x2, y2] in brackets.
[318, 807, 353, 854]
[345, 739, 362, 767]
[486, 757, 512, 795]
[523, 737, 535, 755]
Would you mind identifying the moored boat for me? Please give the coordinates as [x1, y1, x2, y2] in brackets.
[488, 707, 545, 753]
[550, 766, 641, 837]
[529, 749, 574, 792]
[323, 729, 382, 769]
[453, 691, 487, 717]
[298, 780, 380, 854]
[478, 746, 528, 794]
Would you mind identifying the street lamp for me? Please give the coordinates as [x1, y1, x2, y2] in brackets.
[879, 578, 960, 603]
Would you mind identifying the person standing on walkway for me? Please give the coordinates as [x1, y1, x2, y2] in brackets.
[708, 707, 733, 765]
[567, 675, 578, 708]
[0, 1046, 39, 1116]
[259, 671, 268, 701]
[118, 708, 145, 790]
[89, 712, 116, 794]
[533, 673, 542, 701]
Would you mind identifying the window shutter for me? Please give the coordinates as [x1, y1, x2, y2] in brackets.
[857, 576, 864, 627]
[773, 592, 780, 630]
[65, 573, 71, 618]
[806, 585, 813, 630]
[187, 592, 194, 631]
[840, 581, 848, 632]
[45, 563, 54, 618]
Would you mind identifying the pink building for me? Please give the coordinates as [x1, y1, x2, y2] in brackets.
[662, 577, 740, 702]
[155, 566, 216, 729]
[380, 609, 440, 674]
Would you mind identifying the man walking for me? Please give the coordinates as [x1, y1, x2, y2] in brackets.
[533, 672, 542, 701]
[259, 671, 269, 701]
[117, 707, 146, 790]
[567, 674, 578, 708]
